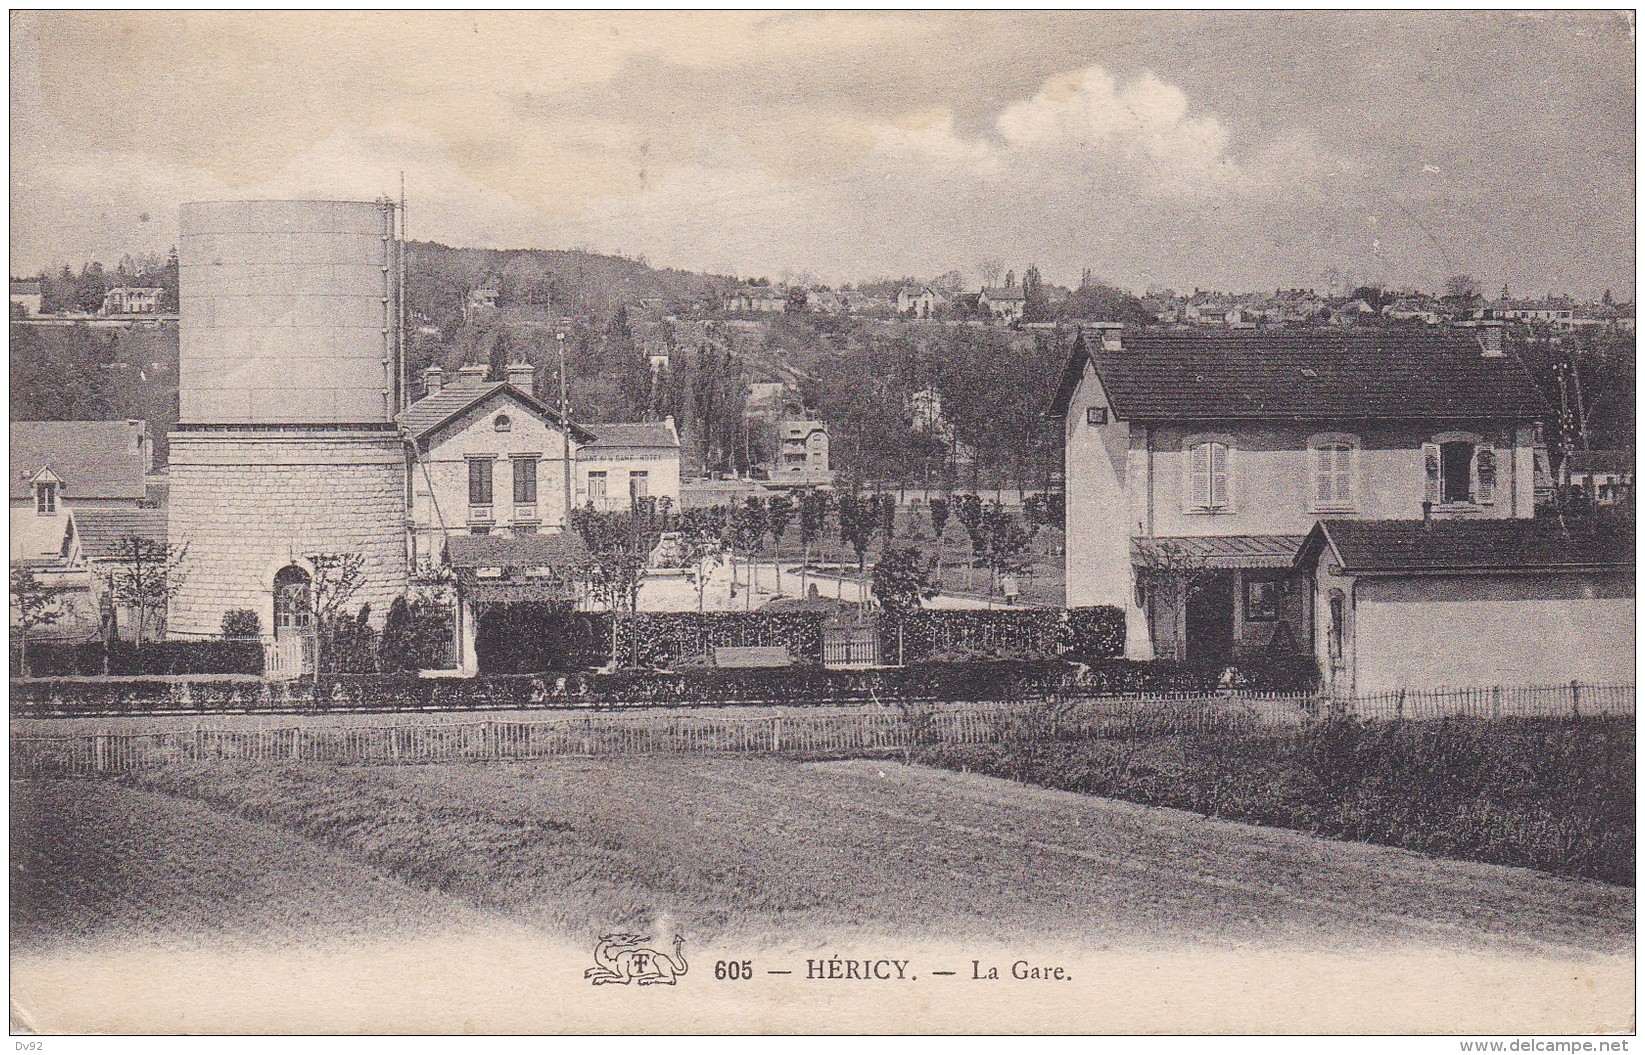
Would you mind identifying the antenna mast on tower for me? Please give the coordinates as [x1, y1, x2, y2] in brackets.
[398, 172, 409, 412]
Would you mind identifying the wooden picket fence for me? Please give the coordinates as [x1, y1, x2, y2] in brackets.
[12, 684, 1633, 777]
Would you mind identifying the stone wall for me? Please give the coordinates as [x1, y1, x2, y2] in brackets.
[167, 429, 408, 637]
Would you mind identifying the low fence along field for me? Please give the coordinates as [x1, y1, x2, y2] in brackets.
[13, 683, 1634, 777]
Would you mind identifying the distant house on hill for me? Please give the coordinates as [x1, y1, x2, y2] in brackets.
[466, 287, 500, 318]
[897, 286, 940, 318]
[979, 285, 1026, 323]
[101, 287, 163, 315]
[727, 287, 788, 313]
[10, 278, 42, 315]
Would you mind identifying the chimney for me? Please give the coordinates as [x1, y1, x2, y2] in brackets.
[505, 361, 535, 391]
[457, 364, 489, 385]
[1476, 319, 1505, 357]
[422, 365, 444, 397]
[1088, 321, 1124, 351]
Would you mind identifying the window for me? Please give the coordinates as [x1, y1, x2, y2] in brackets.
[1245, 577, 1283, 622]
[34, 481, 56, 515]
[1424, 438, 1496, 505]
[588, 471, 607, 504]
[1086, 406, 1108, 426]
[1440, 441, 1472, 502]
[494, 414, 512, 433]
[1309, 437, 1356, 510]
[1185, 440, 1231, 512]
[512, 457, 538, 504]
[1327, 591, 1347, 671]
[629, 470, 649, 500]
[468, 459, 493, 506]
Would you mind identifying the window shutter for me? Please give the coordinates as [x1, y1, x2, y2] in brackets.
[1422, 442, 1441, 504]
[1315, 447, 1333, 502]
[1210, 443, 1229, 509]
[1474, 447, 1496, 504]
[1187, 443, 1210, 511]
[1334, 444, 1353, 504]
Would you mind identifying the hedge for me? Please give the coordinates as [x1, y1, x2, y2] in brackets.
[10, 656, 1319, 716]
[609, 611, 827, 667]
[880, 606, 1124, 664]
[12, 639, 264, 678]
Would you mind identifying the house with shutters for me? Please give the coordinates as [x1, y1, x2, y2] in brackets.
[1051, 320, 1561, 678]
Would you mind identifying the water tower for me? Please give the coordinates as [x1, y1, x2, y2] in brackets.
[167, 200, 409, 652]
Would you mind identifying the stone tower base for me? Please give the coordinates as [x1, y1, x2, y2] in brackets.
[166, 427, 408, 638]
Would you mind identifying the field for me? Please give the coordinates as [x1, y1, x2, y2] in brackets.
[12, 756, 1634, 1033]
[14, 756, 1632, 954]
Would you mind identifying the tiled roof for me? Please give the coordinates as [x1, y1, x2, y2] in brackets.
[10, 279, 42, 295]
[582, 422, 679, 449]
[1300, 518, 1635, 575]
[398, 378, 595, 443]
[1050, 330, 1547, 421]
[981, 286, 1026, 301]
[446, 531, 592, 603]
[10, 421, 149, 501]
[446, 531, 592, 570]
[1564, 450, 1632, 475]
[1132, 534, 1307, 570]
[73, 506, 168, 561]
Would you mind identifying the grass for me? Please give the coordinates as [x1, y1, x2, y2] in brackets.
[9, 752, 1625, 958]
[920, 715, 1635, 885]
[9, 778, 484, 952]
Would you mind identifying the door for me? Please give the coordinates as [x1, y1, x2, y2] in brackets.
[1185, 573, 1236, 666]
[272, 564, 315, 677]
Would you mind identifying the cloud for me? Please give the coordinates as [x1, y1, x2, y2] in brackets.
[864, 63, 1333, 203]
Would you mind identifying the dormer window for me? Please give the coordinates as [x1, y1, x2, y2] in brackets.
[34, 478, 58, 515]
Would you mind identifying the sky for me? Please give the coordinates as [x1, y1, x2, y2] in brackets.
[9, 10, 1637, 297]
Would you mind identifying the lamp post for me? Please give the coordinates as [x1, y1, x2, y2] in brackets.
[558, 331, 572, 523]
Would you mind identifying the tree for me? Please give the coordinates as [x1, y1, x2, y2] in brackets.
[675, 510, 728, 613]
[928, 495, 950, 540]
[301, 551, 368, 678]
[797, 488, 829, 598]
[978, 501, 1031, 602]
[377, 596, 417, 673]
[766, 493, 795, 592]
[743, 496, 771, 599]
[977, 259, 1004, 289]
[570, 506, 664, 664]
[871, 545, 936, 616]
[96, 537, 189, 644]
[1132, 538, 1215, 661]
[11, 565, 68, 676]
[220, 608, 262, 639]
[1022, 265, 1051, 323]
[1443, 274, 1481, 302]
[927, 495, 951, 586]
[785, 286, 810, 313]
[835, 484, 877, 609]
[954, 493, 984, 588]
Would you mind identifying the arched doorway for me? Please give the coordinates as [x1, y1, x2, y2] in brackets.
[271, 564, 315, 677]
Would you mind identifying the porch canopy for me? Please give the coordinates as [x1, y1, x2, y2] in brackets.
[1132, 534, 1308, 569]
[446, 532, 593, 605]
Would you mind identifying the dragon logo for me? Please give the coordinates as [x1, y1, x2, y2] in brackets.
[585, 932, 689, 987]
